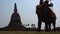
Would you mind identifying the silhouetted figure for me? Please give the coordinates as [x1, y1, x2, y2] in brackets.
[36, 0, 56, 31]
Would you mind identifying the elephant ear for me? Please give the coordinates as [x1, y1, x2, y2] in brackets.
[50, 9, 56, 19]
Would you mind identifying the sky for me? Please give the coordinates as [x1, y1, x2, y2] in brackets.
[0, 0, 60, 29]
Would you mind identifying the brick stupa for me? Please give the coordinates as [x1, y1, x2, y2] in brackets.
[0, 3, 25, 31]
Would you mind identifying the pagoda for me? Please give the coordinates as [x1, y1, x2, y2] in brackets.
[0, 3, 25, 31]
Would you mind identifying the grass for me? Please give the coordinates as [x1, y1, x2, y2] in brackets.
[0, 31, 60, 34]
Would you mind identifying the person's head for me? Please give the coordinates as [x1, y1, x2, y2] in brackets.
[40, 0, 43, 2]
[40, 0, 44, 5]
[44, 0, 49, 5]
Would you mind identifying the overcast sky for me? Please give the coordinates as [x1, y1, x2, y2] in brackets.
[0, 0, 60, 29]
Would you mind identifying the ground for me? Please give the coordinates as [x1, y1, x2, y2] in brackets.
[0, 31, 60, 34]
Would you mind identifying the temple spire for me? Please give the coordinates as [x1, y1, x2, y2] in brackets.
[14, 3, 17, 13]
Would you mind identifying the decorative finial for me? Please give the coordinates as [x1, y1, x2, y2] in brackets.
[14, 3, 18, 13]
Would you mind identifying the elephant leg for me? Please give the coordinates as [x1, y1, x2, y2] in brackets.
[53, 20, 56, 31]
[45, 22, 48, 31]
[38, 18, 42, 31]
[49, 22, 51, 31]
